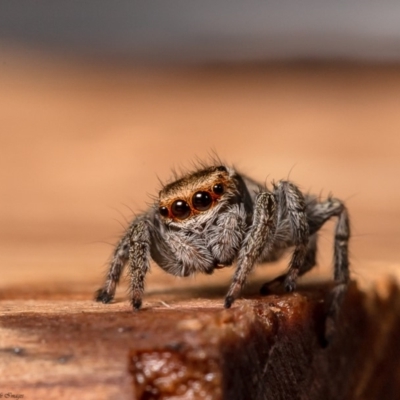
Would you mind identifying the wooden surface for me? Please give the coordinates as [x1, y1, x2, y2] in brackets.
[2, 277, 400, 400]
[1, 50, 400, 399]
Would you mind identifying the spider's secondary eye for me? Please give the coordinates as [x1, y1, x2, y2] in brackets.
[192, 191, 212, 211]
[213, 183, 224, 195]
[171, 200, 191, 219]
[159, 206, 169, 218]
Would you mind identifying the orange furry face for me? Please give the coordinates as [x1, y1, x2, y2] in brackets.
[158, 168, 233, 221]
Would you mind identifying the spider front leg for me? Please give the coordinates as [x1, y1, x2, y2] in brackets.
[95, 217, 152, 309]
[128, 219, 151, 310]
[207, 204, 247, 266]
[224, 192, 277, 308]
[154, 229, 216, 277]
[95, 234, 130, 304]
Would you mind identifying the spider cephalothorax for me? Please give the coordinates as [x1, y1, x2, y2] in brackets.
[157, 166, 237, 223]
[95, 163, 350, 333]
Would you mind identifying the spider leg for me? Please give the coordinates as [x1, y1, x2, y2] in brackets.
[308, 196, 350, 276]
[333, 205, 350, 284]
[224, 192, 277, 308]
[274, 181, 310, 293]
[128, 219, 152, 310]
[304, 196, 350, 313]
[95, 234, 130, 304]
[207, 203, 247, 266]
[327, 202, 350, 340]
[260, 233, 317, 295]
[95, 216, 152, 308]
[291, 195, 350, 340]
[150, 225, 215, 277]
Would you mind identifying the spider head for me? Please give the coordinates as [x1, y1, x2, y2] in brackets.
[158, 165, 236, 223]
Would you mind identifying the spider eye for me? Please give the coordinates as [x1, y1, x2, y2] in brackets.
[171, 200, 191, 219]
[212, 183, 224, 195]
[159, 206, 169, 218]
[192, 191, 212, 211]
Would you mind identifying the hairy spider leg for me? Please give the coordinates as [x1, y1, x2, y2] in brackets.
[273, 181, 310, 292]
[224, 192, 277, 308]
[95, 234, 130, 304]
[259, 233, 318, 294]
[128, 219, 151, 310]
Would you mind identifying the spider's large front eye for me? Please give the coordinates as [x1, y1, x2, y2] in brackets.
[171, 200, 191, 219]
[192, 191, 212, 211]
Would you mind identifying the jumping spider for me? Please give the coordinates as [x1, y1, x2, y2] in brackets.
[95, 164, 349, 323]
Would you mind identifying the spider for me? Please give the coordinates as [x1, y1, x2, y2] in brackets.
[95, 163, 349, 323]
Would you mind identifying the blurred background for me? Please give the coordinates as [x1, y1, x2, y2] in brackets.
[1, 1, 399, 293]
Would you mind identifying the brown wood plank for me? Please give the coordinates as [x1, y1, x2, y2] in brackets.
[2, 279, 399, 399]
